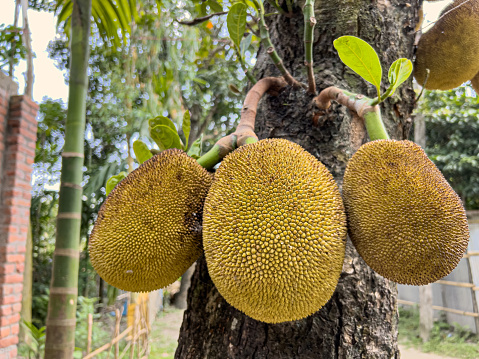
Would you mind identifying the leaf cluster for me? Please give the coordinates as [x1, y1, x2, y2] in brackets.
[417, 86, 479, 209]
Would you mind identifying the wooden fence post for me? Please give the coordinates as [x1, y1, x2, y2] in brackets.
[87, 313, 93, 354]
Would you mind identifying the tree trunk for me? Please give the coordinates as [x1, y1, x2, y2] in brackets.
[44, 0, 92, 357]
[175, 1, 419, 358]
[173, 264, 196, 310]
[20, 0, 34, 98]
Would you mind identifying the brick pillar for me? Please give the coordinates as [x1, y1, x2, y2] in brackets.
[0, 88, 38, 359]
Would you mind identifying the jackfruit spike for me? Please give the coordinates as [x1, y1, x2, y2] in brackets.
[314, 86, 390, 140]
[89, 149, 212, 292]
[343, 140, 469, 285]
[203, 138, 347, 323]
[196, 77, 288, 170]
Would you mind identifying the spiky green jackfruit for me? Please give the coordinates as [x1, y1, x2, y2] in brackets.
[343, 140, 469, 285]
[89, 149, 212, 292]
[203, 139, 347, 323]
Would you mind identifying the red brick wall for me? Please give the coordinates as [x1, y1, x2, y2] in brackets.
[0, 79, 38, 359]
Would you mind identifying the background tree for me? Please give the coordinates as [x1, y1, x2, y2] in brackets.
[175, 1, 418, 357]
[418, 85, 479, 209]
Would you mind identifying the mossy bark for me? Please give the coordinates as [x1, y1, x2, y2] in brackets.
[175, 1, 419, 358]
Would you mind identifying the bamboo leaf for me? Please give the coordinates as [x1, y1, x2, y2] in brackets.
[187, 134, 203, 159]
[150, 125, 184, 151]
[334, 36, 382, 97]
[182, 111, 191, 149]
[387, 58, 413, 96]
[227, 3, 247, 50]
[106, 172, 127, 196]
[133, 140, 153, 164]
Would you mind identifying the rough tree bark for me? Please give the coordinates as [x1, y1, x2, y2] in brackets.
[176, 1, 419, 358]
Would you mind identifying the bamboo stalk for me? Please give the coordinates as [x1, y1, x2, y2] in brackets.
[87, 313, 93, 354]
[464, 251, 479, 258]
[44, 0, 92, 356]
[398, 299, 479, 318]
[83, 326, 133, 359]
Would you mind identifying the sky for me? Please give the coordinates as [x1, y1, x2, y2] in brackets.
[0, 0, 452, 104]
[0, 1, 69, 102]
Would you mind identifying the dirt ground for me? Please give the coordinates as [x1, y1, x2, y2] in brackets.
[151, 311, 458, 359]
[399, 346, 457, 359]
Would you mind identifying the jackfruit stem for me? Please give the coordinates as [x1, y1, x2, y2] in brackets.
[197, 134, 237, 170]
[313, 86, 390, 140]
[196, 77, 288, 169]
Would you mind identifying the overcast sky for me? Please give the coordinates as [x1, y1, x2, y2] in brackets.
[0, 0, 452, 104]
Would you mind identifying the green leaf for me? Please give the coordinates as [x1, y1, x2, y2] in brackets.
[333, 36, 383, 97]
[207, 0, 224, 12]
[386, 58, 413, 96]
[182, 111, 191, 149]
[150, 125, 184, 151]
[240, 33, 253, 59]
[132, 140, 153, 164]
[193, 77, 208, 85]
[187, 134, 203, 159]
[148, 116, 177, 133]
[106, 172, 127, 196]
[227, 3, 248, 50]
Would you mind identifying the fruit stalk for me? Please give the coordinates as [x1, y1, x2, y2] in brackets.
[314, 86, 390, 140]
[197, 77, 288, 168]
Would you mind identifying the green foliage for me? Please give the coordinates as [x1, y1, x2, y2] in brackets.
[105, 172, 127, 195]
[334, 35, 412, 103]
[227, 3, 247, 50]
[387, 58, 413, 96]
[182, 111, 191, 149]
[133, 140, 153, 164]
[187, 134, 203, 159]
[417, 85, 479, 209]
[0, 24, 27, 75]
[399, 306, 479, 358]
[55, 0, 138, 48]
[20, 320, 46, 359]
[74, 297, 110, 354]
[334, 36, 382, 97]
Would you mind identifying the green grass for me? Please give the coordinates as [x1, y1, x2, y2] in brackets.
[399, 307, 479, 359]
[149, 308, 184, 359]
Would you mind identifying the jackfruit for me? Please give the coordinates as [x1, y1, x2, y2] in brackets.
[89, 149, 212, 292]
[203, 139, 347, 323]
[343, 140, 469, 285]
[414, 0, 479, 90]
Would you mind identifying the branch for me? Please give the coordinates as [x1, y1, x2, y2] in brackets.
[303, 0, 317, 94]
[234, 45, 257, 84]
[257, 8, 306, 89]
[266, 0, 291, 17]
[197, 77, 288, 169]
[177, 11, 228, 26]
[314, 86, 389, 141]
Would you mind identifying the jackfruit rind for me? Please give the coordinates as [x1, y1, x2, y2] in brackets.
[414, 0, 479, 90]
[343, 140, 469, 285]
[203, 139, 347, 323]
[89, 149, 212, 292]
